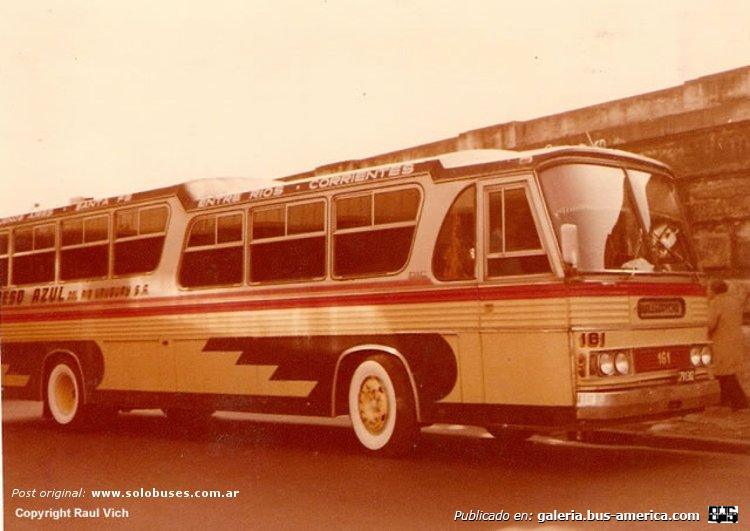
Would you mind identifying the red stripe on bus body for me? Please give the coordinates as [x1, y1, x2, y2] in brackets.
[0, 281, 704, 324]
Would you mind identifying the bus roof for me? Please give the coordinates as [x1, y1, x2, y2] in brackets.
[0, 145, 670, 226]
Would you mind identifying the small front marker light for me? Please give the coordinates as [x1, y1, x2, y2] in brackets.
[577, 354, 587, 377]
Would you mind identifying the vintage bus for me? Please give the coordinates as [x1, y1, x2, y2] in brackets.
[0, 146, 719, 454]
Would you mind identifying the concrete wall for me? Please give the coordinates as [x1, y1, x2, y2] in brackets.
[308, 66, 750, 309]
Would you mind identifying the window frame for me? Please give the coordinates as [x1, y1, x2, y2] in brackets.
[113, 203, 170, 278]
[59, 213, 111, 281]
[0, 230, 9, 287]
[482, 181, 552, 279]
[332, 185, 422, 279]
[248, 198, 327, 285]
[10, 222, 57, 286]
[179, 209, 245, 289]
[432, 184, 477, 282]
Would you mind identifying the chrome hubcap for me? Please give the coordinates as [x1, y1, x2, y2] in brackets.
[358, 376, 389, 434]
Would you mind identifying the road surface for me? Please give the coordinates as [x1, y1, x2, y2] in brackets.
[3, 400, 748, 529]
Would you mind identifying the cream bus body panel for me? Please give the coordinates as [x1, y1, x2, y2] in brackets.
[99, 340, 175, 392]
[481, 329, 572, 406]
[480, 295, 572, 406]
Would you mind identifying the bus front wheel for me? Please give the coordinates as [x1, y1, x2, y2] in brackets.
[348, 355, 418, 455]
[45, 360, 84, 426]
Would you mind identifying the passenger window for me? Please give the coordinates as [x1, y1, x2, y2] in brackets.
[336, 195, 371, 229]
[180, 211, 244, 287]
[249, 200, 326, 283]
[0, 231, 8, 286]
[60, 214, 110, 281]
[187, 217, 215, 247]
[62, 218, 84, 246]
[375, 189, 421, 224]
[218, 214, 243, 244]
[34, 225, 55, 250]
[334, 187, 420, 278]
[288, 202, 324, 235]
[252, 206, 285, 239]
[115, 209, 138, 238]
[114, 205, 168, 276]
[433, 185, 476, 281]
[486, 186, 550, 277]
[140, 206, 168, 234]
[12, 223, 56, 285]
[13, 227, 34, 253]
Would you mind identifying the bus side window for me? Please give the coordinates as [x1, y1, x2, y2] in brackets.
[486, 186, 550, 277]
[12, 224, 56, 285]
[114, 205, 169, 276]
[249, 200, 326, 283]
[0, 231, 8, 286]
[60, 215, 109, 281]
[333, 188, 421, 278]
[180, 212, 244, 288]
[432, 185, 476, 281]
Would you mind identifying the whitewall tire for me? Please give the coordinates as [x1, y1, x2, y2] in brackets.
[348, 355, 417, 455]
[46, 361, 83, 426]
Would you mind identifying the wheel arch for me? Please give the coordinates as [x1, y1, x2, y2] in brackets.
[41, 348, 89, 408]
[331, 344, 422, 422]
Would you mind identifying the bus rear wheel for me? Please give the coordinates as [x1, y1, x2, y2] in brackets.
[45, 360, 84, 426]
[348, 355, 418, 455]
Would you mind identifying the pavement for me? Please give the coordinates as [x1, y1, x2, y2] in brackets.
[587, 406, 750, 455]
[585, 326, 750, 455]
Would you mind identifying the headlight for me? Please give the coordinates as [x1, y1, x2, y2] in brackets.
[615, 351, 631, 375]
[690, 346, 702, 367]
[690, 345, 712, 366]
[598, 352, 615, 376]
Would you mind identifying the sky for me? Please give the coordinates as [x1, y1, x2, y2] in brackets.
[1, 0, 749, 216]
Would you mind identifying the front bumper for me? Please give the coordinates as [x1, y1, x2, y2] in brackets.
[576, 379, 720, 421]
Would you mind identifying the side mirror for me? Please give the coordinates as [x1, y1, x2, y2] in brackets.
[560, 223, 579, 271]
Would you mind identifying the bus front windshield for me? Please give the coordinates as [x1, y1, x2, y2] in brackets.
[539, 163, 697, 274]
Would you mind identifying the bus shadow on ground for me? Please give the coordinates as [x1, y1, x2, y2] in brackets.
[3, 404, 707, 476]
